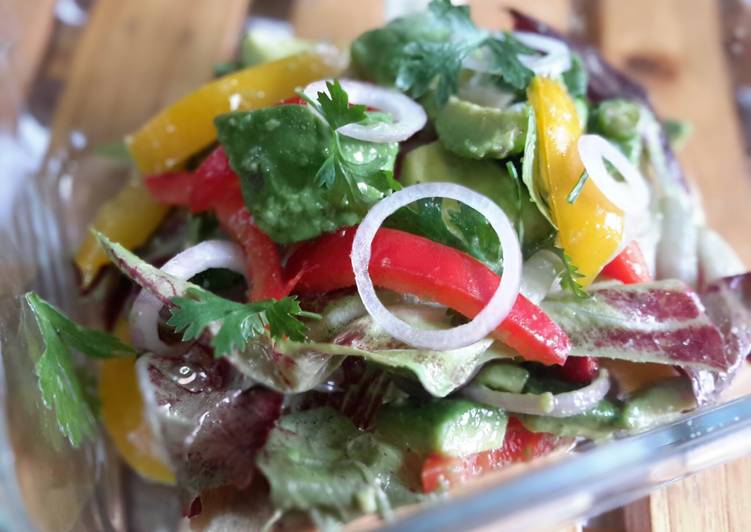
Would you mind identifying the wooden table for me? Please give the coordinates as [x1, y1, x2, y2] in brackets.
[2, 0, 750, 530]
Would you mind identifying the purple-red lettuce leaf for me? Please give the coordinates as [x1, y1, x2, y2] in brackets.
[509, 9, 689, 192]
[135, 349, 282, 512]
[542, 280, 726, 371]
[686, 273, 751, 404]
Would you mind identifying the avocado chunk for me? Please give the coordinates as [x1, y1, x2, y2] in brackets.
[400, 141, 553, 251]
[474, 361, 529, 393]
[240, 30, 311, 67]
[376, 399, 507, 457]
[519, 399, 621, 441]
[434, 97, 528, 160]
[619, 377, 696, 432]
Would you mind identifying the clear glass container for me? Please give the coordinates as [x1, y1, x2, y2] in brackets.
[1, 1, 750, 530]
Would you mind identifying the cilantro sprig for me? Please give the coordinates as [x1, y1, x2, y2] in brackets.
[167, 288, 320, 358]
[25, 292, 136, 447]
[393, 0, 534, 105]
[550, 247, 590, 299]
[300, 80, 399, 209]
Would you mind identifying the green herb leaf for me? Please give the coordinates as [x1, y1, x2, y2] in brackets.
[481, 34, 535, 92]
[385, 197, 502, 273]
[354, 1, 533, 107]
[25, 292, 136, 447]
[315, 80, 368, 129]
[168, 288, 319, 357]
[550, 247, 590, 299]
[305, 81, 399, 210]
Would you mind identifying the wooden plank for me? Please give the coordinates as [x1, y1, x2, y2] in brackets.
[592, 0, 751, 529]
[0, 0, 57, 122]
[49, 0, 252, 151]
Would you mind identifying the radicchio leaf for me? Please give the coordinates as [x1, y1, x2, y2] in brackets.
[136, 350, 282, 510]
[509, 9, 689, 192]
[542, 280, 727, 371]
[685, 273, 751, 404]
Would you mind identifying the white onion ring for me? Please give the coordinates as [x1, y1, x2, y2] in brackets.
[513, 31, 572, 77]
[462, 369, 611, 417]
[129, 240, 246, 354]
[303, 79, 427, 143]
[578, 134, 650, 218]
[351, 182, 522, 351]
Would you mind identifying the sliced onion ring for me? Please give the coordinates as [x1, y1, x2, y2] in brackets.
[513, 31, 572, 77]
[351, 182, 522, 351]
[578, 134, 650, 217]
[303, 79, 427, 143]
[129, 240, 247, 354]
[462, 368, 611, 417]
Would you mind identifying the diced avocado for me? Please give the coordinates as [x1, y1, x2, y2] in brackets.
[401, 141, 553, 251]
[240, 30, 311, 67]
[474, 361, 529, 393]
[591, 99, 641, 141]
[434, 97, 528, 160]
[519, 399, 621, 441]
[619, 377, 696, 432]
[376, 399, 507, 456]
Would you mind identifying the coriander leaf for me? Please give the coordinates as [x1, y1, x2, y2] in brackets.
[25, 292, 136, 447]
[314, 154, 336, 189]
[396, 40, 476, 104]
[167, 288, 318, 357]
[550, 247, 590, 299]
[482, 34, 535, 91]
[316, 80, 368, 129]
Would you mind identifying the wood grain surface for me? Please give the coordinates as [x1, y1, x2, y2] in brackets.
[6, 0, 750, 531]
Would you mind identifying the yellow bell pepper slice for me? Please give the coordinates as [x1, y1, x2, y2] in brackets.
[75, 179, 169, 289]
[127, 50, 343, 175]
[99, 318, 175, 484]
[528, 76, 624, 285]
[75, 50, 343, 287]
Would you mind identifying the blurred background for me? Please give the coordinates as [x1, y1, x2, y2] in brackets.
[0, 0, 750, 531]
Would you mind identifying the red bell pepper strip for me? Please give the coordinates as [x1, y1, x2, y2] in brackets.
[601, 240, 651, 284]
[421, 418, 563, 493]
[285, 227, 570, 365]
[213, 190, 289, 301]
[143, 150, 287, 301]
[144, 171, 194, 206]
[558, 356, 599, 384]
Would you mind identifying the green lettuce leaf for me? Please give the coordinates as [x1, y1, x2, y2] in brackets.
[256, 407, 423, 527]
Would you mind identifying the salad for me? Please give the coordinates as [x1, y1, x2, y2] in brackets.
[22, 2, 751, 529]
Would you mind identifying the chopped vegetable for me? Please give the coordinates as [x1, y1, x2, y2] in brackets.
[127, 51, 342, 175]
[75, 179, 170, 289]
[286, 227, 570, 365]
[601, 240, 652, 284]
[542, 280, 727, 371]
[350, 0, 532, 105]
[256, 408, 421, 527]
[527, 76, 625, 286]
[420, 418, 566, 493]
[215, 104, 398, 243]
